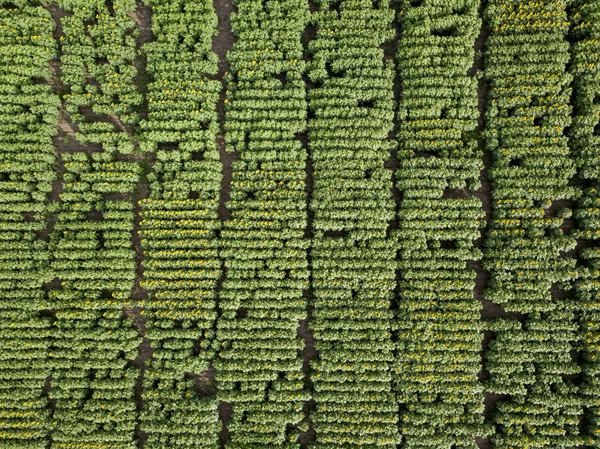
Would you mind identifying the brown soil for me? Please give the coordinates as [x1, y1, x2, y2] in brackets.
[297, 316, 317, 447]
[193, 366, 217, 397]
[130, 0, 153, 47]
[214, 0, 239, 222]
[214, 0, 236, 110]
[386, 18, 402, 236]
[124, 307, 151, 449]
[130, 0, 152, 122]
[298, 6, 318, 446]
[211, 1, 237, 446]
[470, 4, 507, 446]
[219, 402, 234, 445]
[218, 139, 238, 221]
[132, 179, 150, 303]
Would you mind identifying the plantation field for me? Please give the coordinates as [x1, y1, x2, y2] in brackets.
[1, 0, 599, 448]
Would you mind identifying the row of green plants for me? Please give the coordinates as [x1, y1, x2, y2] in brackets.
[48, 151, 141, 449]
[0, 2, 58, 448]
[483, 0, 591, 447]
[570, 0, 600, 442]
[59, 0, 141, 154]
[218, 0, 310, 446]
[393, 0, 488, 447]
[137, 0, 223, 447]
[308, 0, 401, 447]
[49, 1, 142, 448]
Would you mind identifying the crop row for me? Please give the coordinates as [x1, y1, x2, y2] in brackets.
[218, 0, 310, 446]
[50, 1, 141, 448]
[570, 0, 600, 442]
[0, 3, 57, 448]
[483, 0, 588, 447]
[393, 0, 487, 447]
[137, 0, 222, 447]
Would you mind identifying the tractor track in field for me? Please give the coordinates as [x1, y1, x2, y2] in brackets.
[213, 0, 237, 445]
[472, 2, 500, 447]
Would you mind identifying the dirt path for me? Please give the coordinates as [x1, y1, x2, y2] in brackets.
[214, 0, 239, 220]
[212, 0, 237, 445]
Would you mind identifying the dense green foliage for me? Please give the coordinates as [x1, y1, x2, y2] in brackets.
[218, 0, 309, 446]
[60, 0, 141, 153]
[308, 1, 400, 447]
[0, 2, 57, 447]
[394, 0, 487, 446]
[49, 1, 141, 448]
[1, 0, 600, 448]
[483, 0, 589, 447]
[570, 0, 600, 442]
[138, 0, 222, 447]
[48, 151, 140, 449]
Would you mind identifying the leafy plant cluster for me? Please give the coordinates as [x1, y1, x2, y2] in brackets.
[137, 0, 223, 447]
[0, 2, 58, 447]
[569, 0, 600, 442]
[59, 0, 141, 153]
[393, 0, 488, 447]
[482, 0, 589, 447]
[217, 0, 310, 446]
[307, 0, 401, 447]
